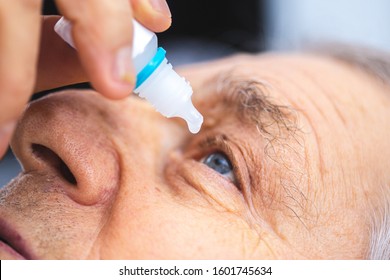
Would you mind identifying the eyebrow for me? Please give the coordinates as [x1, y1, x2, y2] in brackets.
[213, 72, 298, 138]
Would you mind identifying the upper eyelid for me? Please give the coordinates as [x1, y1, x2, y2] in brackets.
[197, 134, 229, 151]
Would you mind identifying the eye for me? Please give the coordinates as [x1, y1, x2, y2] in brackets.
[202, 152, 235, 182]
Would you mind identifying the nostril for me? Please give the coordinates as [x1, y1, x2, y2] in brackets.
[31, 143, 77, 185]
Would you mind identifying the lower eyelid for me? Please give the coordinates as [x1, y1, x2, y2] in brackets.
[191, 159, 238, 192]
[167, 155, 245, 206]
[191, 161, 247, 212]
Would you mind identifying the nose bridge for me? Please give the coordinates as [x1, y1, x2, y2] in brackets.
[116, 96, 185, 150]
[111, 96, 187, 192]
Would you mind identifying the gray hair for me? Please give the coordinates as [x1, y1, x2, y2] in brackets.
[311, 43, 390, 85]
[368, 192, 390, 259]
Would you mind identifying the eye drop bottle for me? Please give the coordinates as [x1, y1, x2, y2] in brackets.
[54, 18, 203, 133]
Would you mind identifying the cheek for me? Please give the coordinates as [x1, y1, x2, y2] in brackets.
[96, 183, 254, 259]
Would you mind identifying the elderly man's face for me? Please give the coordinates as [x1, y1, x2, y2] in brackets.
[0, 53, 389, 259]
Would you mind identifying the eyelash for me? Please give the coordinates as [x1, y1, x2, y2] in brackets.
[197, 134, 242, 191]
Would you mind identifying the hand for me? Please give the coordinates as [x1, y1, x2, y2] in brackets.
[0, 0, 172, 159]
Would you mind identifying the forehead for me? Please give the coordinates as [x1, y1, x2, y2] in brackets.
[182, 53, 390, 109]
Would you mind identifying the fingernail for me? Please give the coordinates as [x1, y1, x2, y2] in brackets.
[149, 0, 171, 17]
[114, 46, 136, 85]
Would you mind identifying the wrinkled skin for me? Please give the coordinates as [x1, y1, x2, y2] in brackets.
[1, 53, 390, 259]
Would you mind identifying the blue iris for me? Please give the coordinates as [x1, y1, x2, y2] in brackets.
[203, 152, 233, 175]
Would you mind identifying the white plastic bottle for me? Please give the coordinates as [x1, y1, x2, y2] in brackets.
[54, 18, 203, 133]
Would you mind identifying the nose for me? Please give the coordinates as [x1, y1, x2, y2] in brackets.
[11, 91, 120, 205]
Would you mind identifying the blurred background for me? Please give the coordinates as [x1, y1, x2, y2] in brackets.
[1, 0, 390, 187]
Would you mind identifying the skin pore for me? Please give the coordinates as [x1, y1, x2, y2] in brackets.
[0, 53, 389, 259]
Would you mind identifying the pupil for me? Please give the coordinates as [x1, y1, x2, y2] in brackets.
[204, 152, 232, 175]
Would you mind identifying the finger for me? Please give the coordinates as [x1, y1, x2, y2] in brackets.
[55, 0, 136, 99]
[35, 16, 88, 93]
[0, 0, 42, 157]
[131, 0, 171, 32]
[0, 0, 42, 125]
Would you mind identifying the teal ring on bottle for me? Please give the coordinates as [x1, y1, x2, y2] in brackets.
[135, 47, 166, 89]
